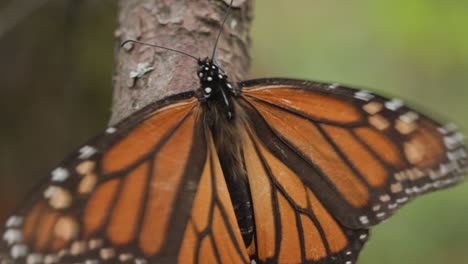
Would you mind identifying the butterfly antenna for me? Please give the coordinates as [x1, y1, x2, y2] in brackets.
[211, 0, 234, 60]
[121, 40, 199, 61]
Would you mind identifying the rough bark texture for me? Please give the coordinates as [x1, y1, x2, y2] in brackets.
[111, 0, 253, 124]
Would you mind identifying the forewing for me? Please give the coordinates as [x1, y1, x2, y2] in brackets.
[0, 93, 248, 264]
[240, 78, 467, 229]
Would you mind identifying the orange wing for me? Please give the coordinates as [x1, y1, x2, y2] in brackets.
[178, 132, 249, 264]
[241, 126, 368, 264]
[0, 93, 249, 264]
[241, 78, 467, 229]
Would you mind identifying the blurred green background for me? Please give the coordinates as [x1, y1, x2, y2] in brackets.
[0, 0, 466, 263]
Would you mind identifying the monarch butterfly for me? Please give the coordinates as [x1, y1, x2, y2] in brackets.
[1, 1, 467, 264]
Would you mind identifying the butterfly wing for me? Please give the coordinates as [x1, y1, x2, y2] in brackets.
[0, 92, 249, 264]
[240, 78, 467, 230]
[177, 130, 250, 264]
[240, 124, 368, 264]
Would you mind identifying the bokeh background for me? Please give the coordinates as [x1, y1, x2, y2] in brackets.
[0, 0, 467, 263]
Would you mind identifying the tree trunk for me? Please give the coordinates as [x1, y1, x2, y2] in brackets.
[111, 0, 254, 124]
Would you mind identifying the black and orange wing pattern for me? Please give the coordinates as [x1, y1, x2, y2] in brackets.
[0, 75, 466, 264]
[241, 126, 368, 264]
[240, 78, 467, 231]
[0, 92, 248, 264]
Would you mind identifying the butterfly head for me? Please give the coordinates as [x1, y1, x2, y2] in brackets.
[197, 58, 239, 119]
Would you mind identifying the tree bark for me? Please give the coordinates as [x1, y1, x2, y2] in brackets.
[111, 0, 254, 124]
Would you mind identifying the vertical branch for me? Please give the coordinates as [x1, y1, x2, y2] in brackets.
[111, 0, 254, 124]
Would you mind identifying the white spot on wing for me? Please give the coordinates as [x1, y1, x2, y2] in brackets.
[379, 194, 391, 202]
[58, 249, 68, 257]
[399, 111, 419, 123]
[444, 133, 465, 150]
[135, 258, 148, 264]
[51, 167, 69, 182]
[438, 123, 458, 134]
[354, 90, 374, 101]
[447, 149, 467, 161]
[26, 253, 43, 264]
[10, 244, 28, 259]
[43, 186, 59, 199]
[3, 229, 22, 245]
[397, 197, 409, 204]
[89, 239, 103, 250]
[119, 253, 133, 262]
[376, 212, 386, 218]
[100, 248, 115, 259]
[70, 241, 87, 256]
[385, 98, 404, 111]
[44, 254, 59, 264]
[105, 127, 117, 134]
[78, 145, 97, 159]
[6, 216, 23, 228]
[359, 216, 369, 225]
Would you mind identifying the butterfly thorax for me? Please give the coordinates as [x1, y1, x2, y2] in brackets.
[197, 58, 254, 247]
[196, 58, 240, 120]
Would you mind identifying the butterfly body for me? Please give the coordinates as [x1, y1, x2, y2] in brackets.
[197, 58, 255, 247]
